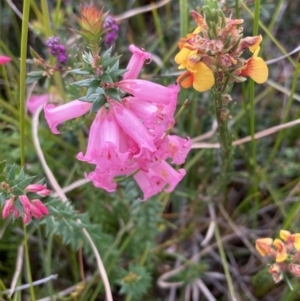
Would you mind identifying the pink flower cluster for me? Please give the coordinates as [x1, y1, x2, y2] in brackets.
[2, 184, 50, 224]
[44, 45, 191, 200]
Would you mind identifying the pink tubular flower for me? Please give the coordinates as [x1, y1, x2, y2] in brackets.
[77, 106, 132, 173]
[123, 45, 152, 80]
[109, 99, 157, 156]
[44, 100, 92, 134]
[122, 96, 175, 138]
[116, 80, 180, 106]
[0, 55, 11, 65]
[134, 161, 186, 200]
[27, 94, 50, 115]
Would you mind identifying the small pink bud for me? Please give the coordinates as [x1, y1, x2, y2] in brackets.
[29, 203, 43, 219]
[2, 197, 15, 219]
[32, 199, 49, 216]
[0, 55, 11, 65]
[23, 212, 32, 224]
[19, 195, 31, 215]
[288, 263, 300, 277]
[26, 184, 47, 192]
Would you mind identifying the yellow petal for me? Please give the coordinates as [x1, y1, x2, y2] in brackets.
[255, 238, 273, 256]
[293, 234, 300, 250]
[193, 26, 201, 34]
[175, 47, 191, 66]
[280, 230, 291, 242]
[249, 35, 262, 53]
[192, 62, 215, 92]
[273, 239, 287, 263]
[240, 56, 268, 84]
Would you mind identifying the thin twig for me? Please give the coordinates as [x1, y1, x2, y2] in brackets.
[0, 275, 58, 295]
[115, 0, 172, 21]
[32, 106, 113, 301]
[195, 279, 217, 301]
[192, 117, 300, 149]
[8, 245, 24, 297]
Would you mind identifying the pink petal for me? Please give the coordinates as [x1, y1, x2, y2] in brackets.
[117, 80, 180, 105]
[85, 171, 117, 192]
[122, 97, 175, 137]
[0, 55, 11, 65]
[156, 135, 192, 165]
[109, 100, 156, 155]
[44, 100, 92, 134]
[123, 45, 152, 80]
[23, 212, 32, 224]
[27, 94, 50, 115]
[134, 160, 186, 200]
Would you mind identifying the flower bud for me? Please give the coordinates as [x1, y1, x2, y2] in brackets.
[288, 263, 300, 277]
[269, 263, 285, 283]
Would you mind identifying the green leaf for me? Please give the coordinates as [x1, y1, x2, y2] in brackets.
[98, 73, 113, 83]
[72, 78, 96, 87]
[7, 164, 16, 182]
[26, 71, 45, 84]
[0, 161, 6, 174]
[0, 192, 8, 206]
[105, 88, 121, 101]
[102, 55, 121, 69]
[90, 95, 106, 113]
[17, 176, 37, 190]
[110, 59, 119, 72]
[86, 80, 101, 97]
[12, 186, 25, 196]
[68, 68, 91, 75]
[108, 69, 127, 79]
[102, 47, 112, 62]
[17, 168, 25, 180]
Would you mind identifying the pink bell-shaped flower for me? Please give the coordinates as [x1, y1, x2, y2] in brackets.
[123, 45, 152, 80]
[44, 100, 92, 134]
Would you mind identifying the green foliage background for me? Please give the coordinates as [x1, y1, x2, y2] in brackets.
[0, 0, 300, 300]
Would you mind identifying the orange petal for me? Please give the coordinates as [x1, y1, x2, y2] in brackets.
[192, 62, 215, 92]
[255, 238, 273, 256]
[181, 74, 193, 88]
[240, 56, 268, 84]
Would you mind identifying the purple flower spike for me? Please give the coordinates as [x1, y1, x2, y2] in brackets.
[46, 36, 68, 65]
[103, 16, 119, 48]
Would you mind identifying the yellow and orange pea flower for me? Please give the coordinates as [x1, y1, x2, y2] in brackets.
[280, 230, 300, 250]
[174, 37, 215, 93]
[174, 31, 268, 92]
[239, 46, 269, 84]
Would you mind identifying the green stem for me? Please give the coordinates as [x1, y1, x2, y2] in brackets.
[214, 223, 236, 300]
[212, 87, 233, 191]
[40, 0, 65, 98]
[19, 0, 30, 167]
[23, 224, 36, 300]
[179, 0, 188, 37]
